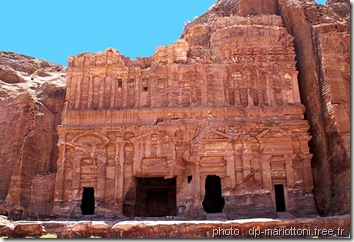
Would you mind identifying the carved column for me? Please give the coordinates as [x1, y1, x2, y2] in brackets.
[234, 155, 243, 185]
[285, 154, 295, 188]
[156, 139, 162, 156]
[110, 77, 116, 108]
[65, 74, 72, 104]
[96, 162, 105, 201]
[260, 154, 272, 190]
[281, 73, 288, 105]
[52, 139, 66, 215]
[200, 65, 208, 106]
[96, 150, 107, 203]
[123, 78, 128, 108]
[225, 155, 236, 188]
[88, 76, 93, 108]
[291, 71, 301, 103]
[136, 77, 141, 108]
[75, 77, 82, 109]
[114, 139, 125, 210]
[168, 69, 174, 107]
[81, 76, 90, 109]
[132, 142, 141, 176]
[69, 76, 77, 109]
[98, 78, 105, 109]
[72, 152, 80, 202]
[191, 156, 202, 212]
[150, 75, 156, 108]
[301, 154, 314, 193]
[241, 155, 252, 178]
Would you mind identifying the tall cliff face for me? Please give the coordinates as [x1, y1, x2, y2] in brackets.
[0, 0, 350, 219]
[0, 52, 66, 218]
[277, 0, 350, 216]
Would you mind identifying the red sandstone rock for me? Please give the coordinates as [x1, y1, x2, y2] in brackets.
[278, 0, 350, 216]
[0, 52, 66, 219]
[13, 222, 46, 238]
[327, 0, 350, 20]
[52, 0, 318, 220]
[0, 0, 350, 223]
[0, 215, 350, 238]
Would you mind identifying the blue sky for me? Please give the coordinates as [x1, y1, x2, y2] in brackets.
[1, 0, 327, 66]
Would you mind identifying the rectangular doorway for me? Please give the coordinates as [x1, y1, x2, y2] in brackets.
[81, 187, 95, 215]
[274, 184, 286, 212]
[136, 177, 176, 217]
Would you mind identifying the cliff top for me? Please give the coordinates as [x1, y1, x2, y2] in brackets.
[0, 52, 66, 100]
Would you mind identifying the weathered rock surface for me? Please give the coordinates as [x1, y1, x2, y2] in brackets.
[327, 0, 350, 20]
[0, 215, 351, 238]
[12, 222, 46, 238]
[0, 0, 350, 223]
[0, 52, 66, 219]
[52, 0, 318, 220]
[278, 0, 350, 216]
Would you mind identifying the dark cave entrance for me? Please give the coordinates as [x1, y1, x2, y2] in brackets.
[202, 175, 225, 213]
[274, 184, 286, 212]
[81, 187, 95, 215]
[136, 177, 176, 217]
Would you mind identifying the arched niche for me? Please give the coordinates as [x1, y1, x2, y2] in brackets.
[71, 132, 109, 146]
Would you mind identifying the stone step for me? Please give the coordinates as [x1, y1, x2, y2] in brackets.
[206, 213, 228, 221]
[276, 212, 297, 219]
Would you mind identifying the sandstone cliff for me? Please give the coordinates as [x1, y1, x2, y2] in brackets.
[0, 52, 66, 218]
[0, 0, 350, 219]
[326, 0, 350, 20]
[277, 0, 350, 216]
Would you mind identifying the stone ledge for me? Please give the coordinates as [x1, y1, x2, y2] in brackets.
[0, 215, 350, 238]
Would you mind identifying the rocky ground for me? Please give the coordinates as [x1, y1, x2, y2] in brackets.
[0, 0, 350, 237]
[0, 214, 350, 238]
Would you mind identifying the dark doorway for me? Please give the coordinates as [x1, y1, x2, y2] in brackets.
[81, 187, 95, 215]
[274, 184, 286, 212]
[202, 175, 225, 213]
[136, 177, 176, 217]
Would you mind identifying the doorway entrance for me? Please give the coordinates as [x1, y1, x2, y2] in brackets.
[81, 187, 95, 215]
[274, 184, 286, 212]
[136, 177, 176, 217]
[202, 175, 225, 213]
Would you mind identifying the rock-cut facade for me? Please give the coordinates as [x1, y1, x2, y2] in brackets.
[52, 3, 319, 219]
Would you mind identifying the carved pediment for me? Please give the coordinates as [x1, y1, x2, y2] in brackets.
[202, 130, 232, 141]
[71, 132, 109, 146]
[256, 127, 289, 140]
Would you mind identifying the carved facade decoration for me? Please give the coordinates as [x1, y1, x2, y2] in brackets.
[52, 14, 317, 219]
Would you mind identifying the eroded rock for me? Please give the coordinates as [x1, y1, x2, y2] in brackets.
[0, 52, 66, 219]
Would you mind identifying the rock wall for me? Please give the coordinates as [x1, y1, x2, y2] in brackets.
[0, 0, 350, 220]
[0, 52, 66, 218]
[277, 0, 350, 216]
[326, 0, 350, 20]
